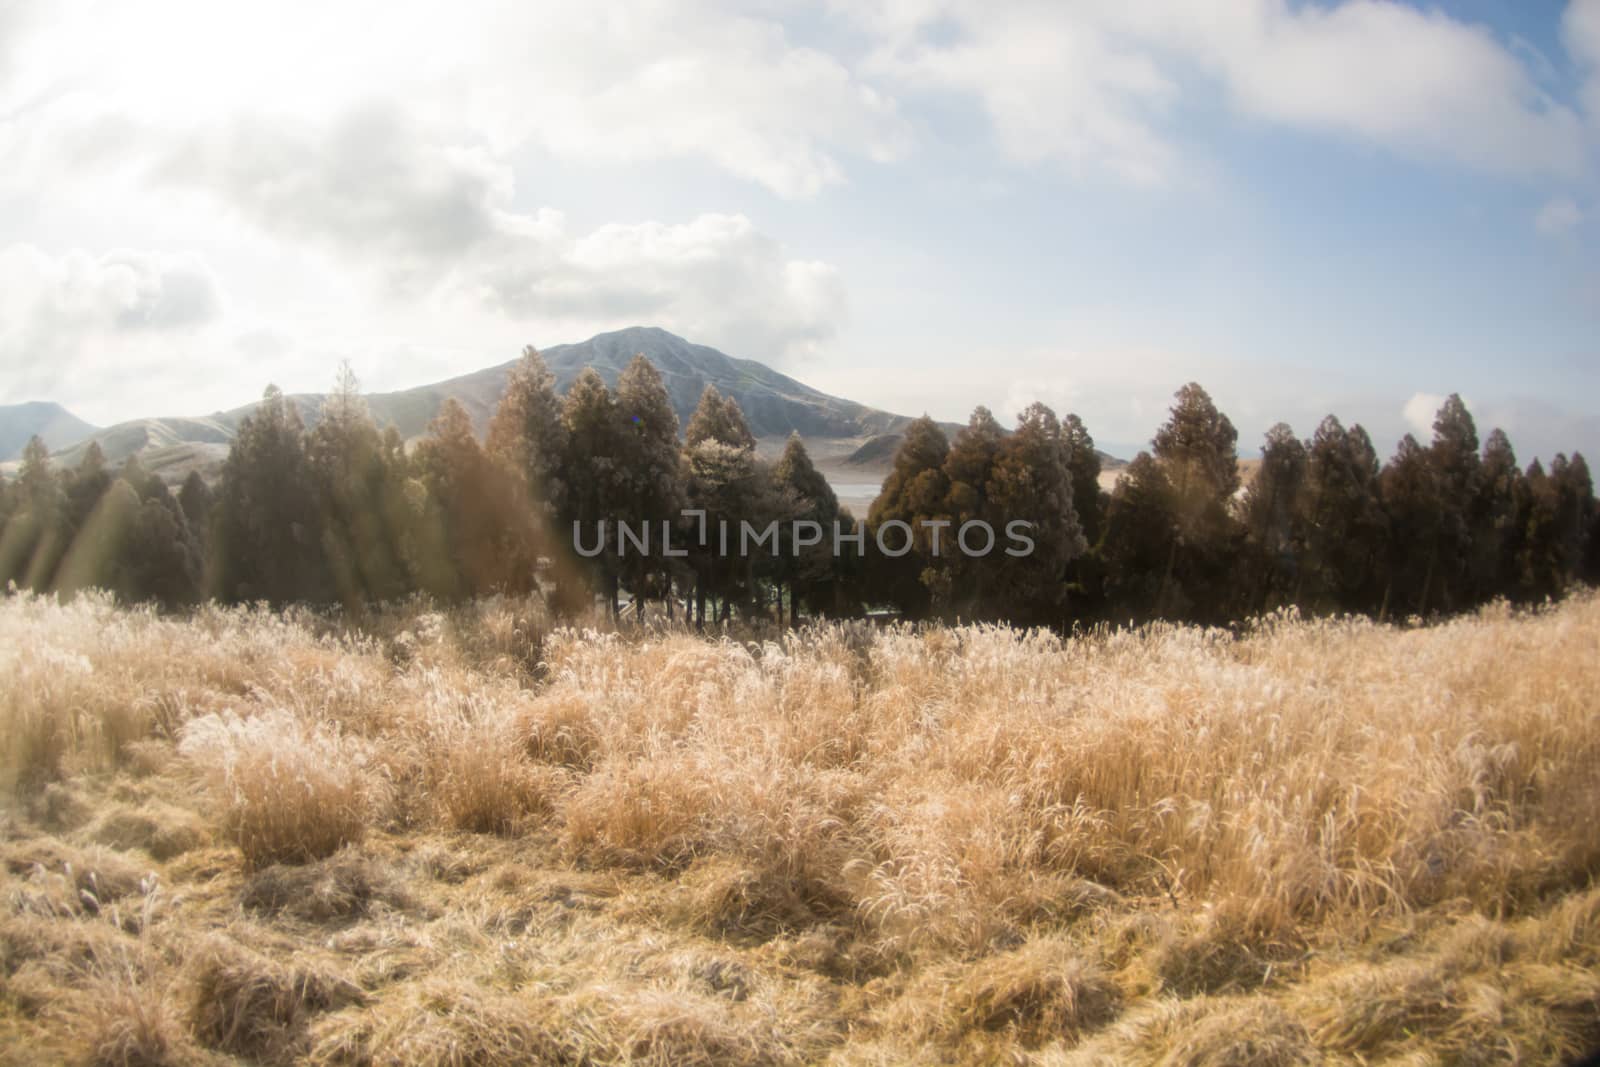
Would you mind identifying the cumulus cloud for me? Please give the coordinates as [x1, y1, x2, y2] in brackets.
[850, 0, 1590, 184]
[1402, 391, 1449, 438]
[0, 0, 911, 201]
[0, 244, 222, 401]
[157, 103, 848, 362]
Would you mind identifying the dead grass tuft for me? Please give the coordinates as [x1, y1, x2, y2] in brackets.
[184, 934, 364, 1061]
[241, 848, 415, 924]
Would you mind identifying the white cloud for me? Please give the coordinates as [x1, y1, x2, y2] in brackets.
[156, 103, 848, 363]
[0, 0, 911, 201]
[1566, 0, 1600, 119]
[0, 243, 222, 402]
[848, 0, 1590, 184]
[1536, 195, 1585, 235]
[1402, 391, 1448, 439]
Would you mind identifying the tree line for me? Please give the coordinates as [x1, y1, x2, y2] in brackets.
[1, 348, 1596, 628]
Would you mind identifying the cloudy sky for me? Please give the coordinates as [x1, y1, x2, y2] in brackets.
[1, 0, 1597, 460]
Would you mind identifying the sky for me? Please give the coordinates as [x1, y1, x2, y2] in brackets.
[0, 0, 1597, 461]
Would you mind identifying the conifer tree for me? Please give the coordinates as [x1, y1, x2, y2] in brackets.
[1148, 383, 1240, 621]
[1102, 452, 1180, 620]
[1379, 434, 1443, 618]
[1241, 423, 1308, 611]
[561, 369, 628, 614]
[982, 403, 1085, 624]
[306, 363, 411, 608]
[1299, 417, 1386, 613]
[935, 407, 1004, 615]
[1, 436, 70, 591]
[774, 432, 840, 624]
[1425, 394, 1480, 611]
[211, 385, 331, 605]
[411, 397, 533, 601]
[1469, 428, 1523, 602]
[614, 355, 687, 621]
[685, 384, 754, 451]
[866, 416, 950, 618]
[486, 345, 569, 520]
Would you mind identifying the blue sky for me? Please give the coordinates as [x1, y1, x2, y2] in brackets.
[1, 0, 1596, 461]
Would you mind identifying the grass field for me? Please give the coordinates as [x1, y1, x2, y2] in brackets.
[2, 591, 1599, 1065]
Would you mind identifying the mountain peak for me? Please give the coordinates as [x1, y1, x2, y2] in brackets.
[0, 401, 100, 461]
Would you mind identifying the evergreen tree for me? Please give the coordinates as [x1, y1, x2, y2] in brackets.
[1425, 394, 1480, 611]
[1241, 423, 1308, 612]
[1299, 417, 1386, 613]
[1101, 453, 1180, 620]
[982, 403, 1085, 624]
[486, 345, 569, 520]
[614, 355, 687, 621]
[306, 363, 412, 608]
[1468, 428, 1523, 602]
[0, 436, 70, 591]
[866, 416, 950, 618]
[685, 384, 755, 450]
[1148, 383, 1240, 621]
[774, 432, 840, 624]
[934, 407, 1004, 615]
[1379, 434, 1443, 618]
[561, 369, 628, 614]
[1061, 414, 1105, 547]
[63, 442, 112, 535]
[211, 385, 332, 605]
[411, 397, 532, 601]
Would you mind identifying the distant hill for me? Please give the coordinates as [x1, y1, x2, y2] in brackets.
[844, 431, 1125, 476]
[51, 327, 937, 482]
[0, 402, 99, 460]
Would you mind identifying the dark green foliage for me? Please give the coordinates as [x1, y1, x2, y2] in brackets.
[980, 403, 1086, 624]
[10, 357, 1595, 629]
[211, 386, 332, 605]
[1241, 423, 1308, 613]
[1298, 418, 1387, 614]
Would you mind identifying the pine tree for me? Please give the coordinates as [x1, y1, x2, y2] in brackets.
[614, 355, 687, 621]
[1425, 394, 1480, 612]
[561, 369, 628, 614]
[1101, 453, 1180, 621]
[866, 416, 950, 618]
[685, 384, 755, 451]
[306, 363, 412, 608]
[1379, 434, 1443, 618]
[411, 397, 533, 601]
[934, 407, 1003, 615]
[1148, 383, 1240, 621]
[982, 403, 1085, 624]
[1241, 423, 1308, 612]
[64, 441, 112, 535]
[1299, 417, 1386, 613]
[1468, 428, 1523, 602]
[0, 436, 70, 591]
[1061, 414, 1105, 547]
[212, 385, 332, 605]
[486, 346, 570, 520]
[774, 432, 840, 624]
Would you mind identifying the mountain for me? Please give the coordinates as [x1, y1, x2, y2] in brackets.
[0, 402, 100, 461]
[50, 327, 934, 481]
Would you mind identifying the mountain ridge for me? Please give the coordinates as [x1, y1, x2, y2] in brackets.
[0, 401, 101, 462]
[34, 327, 948, 483]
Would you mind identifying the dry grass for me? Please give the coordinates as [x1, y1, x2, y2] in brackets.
[3, 588, 1600, 1064]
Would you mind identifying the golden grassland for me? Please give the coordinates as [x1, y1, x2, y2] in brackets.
[2, 590, 1599, 1066]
